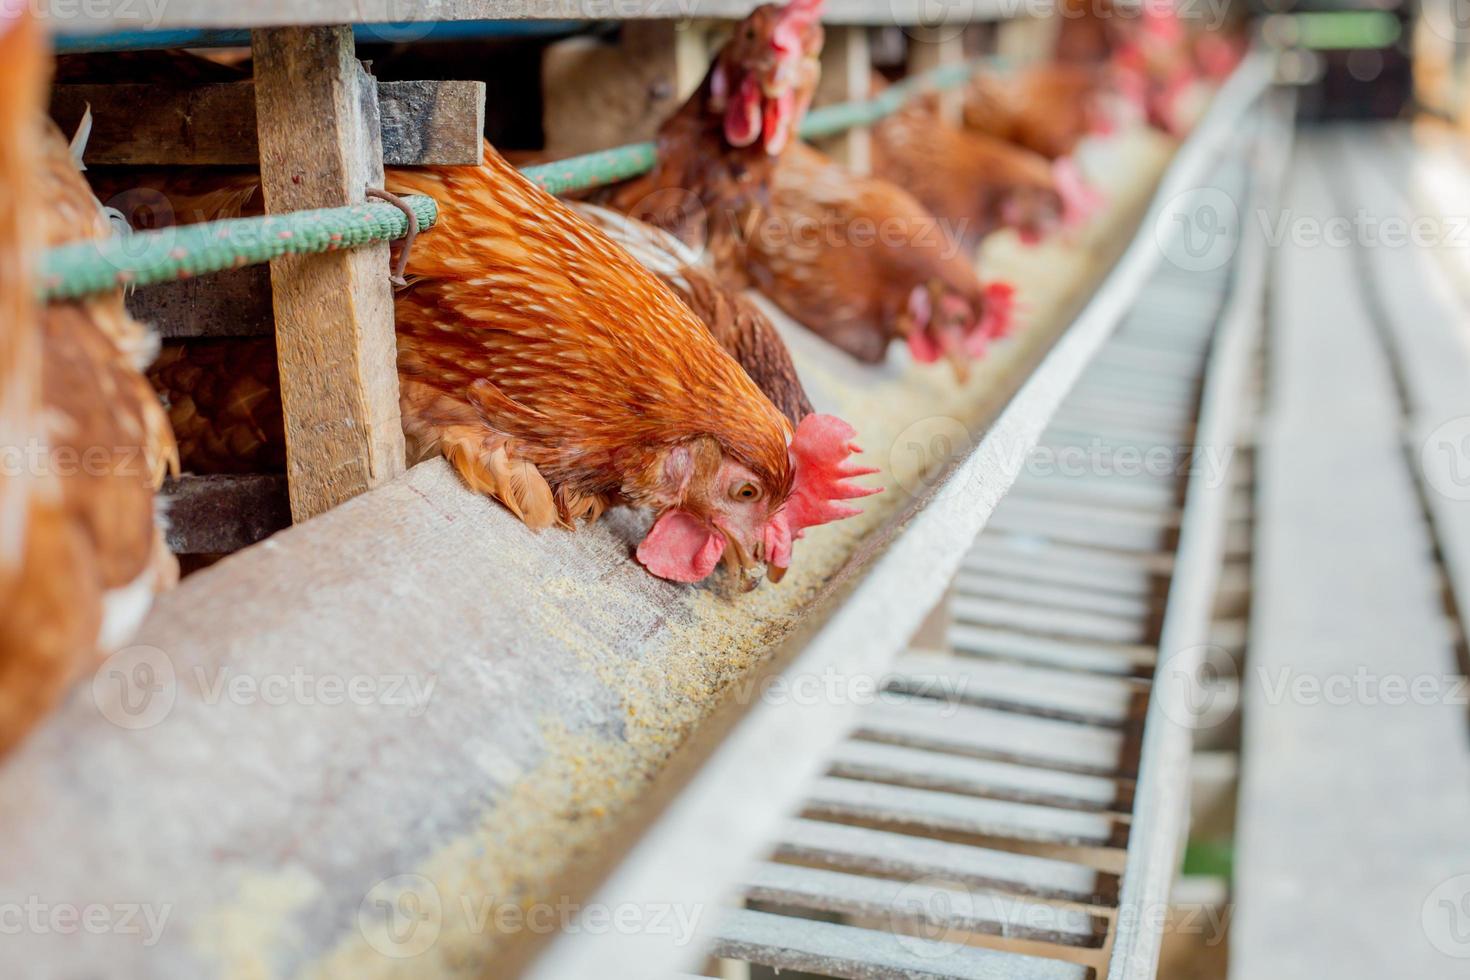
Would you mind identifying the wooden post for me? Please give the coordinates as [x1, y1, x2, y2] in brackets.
[995, 16, 1053, 68]
[541, 20, 709, 158]
[906, 26, 964, 126]
[813, 25, 871, 174]
[251, 26, 405, 521]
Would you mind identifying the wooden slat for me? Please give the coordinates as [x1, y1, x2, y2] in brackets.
[906, 26, 965, 124]
[161, 474, 291, 554]
[711, 909, 1095, 980]
[802, 776, 1123, 847]
[776, 819, 1116, 904]
[949, 623, 1155, 677]
[812, 25, 872, 173]
[950, 594, 1151, 646]
[971, 535, 1175, 577]
[986, 502, 1174, 554]
[1229, 130, 1470, 980]
[129, 267, 274, 339]
[952, 571, 1157, 621]
[1334, 127, 1470, 690]
[960, 545, 1162, 600]
[889, 650, 1144, 727]
[541, 23, 707, 159]
[826, 740, 1128, 813]
[252, 27, 406, 520]
[743, 863, 1108, 948]
[854, 696, 1128, 776]
[53, 80, 487, 166]
[1009, 472, 1181, 513]
[44, 0, 1019, 30]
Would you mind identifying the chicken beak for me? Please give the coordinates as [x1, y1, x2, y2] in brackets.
[947, 348, 971, 384]
[721, 532, 761, 592]
[938, 327, 970, 383]
[767, 562, 789, 584]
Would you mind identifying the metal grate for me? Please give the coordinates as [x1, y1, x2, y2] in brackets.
[693, 148, 1260, 980]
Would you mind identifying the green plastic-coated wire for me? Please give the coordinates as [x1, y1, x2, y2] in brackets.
[40, 56, 994, 301]
[520, 58, 996, 192]
[524, 142, 659, 195]
[39, 194, 438, 302]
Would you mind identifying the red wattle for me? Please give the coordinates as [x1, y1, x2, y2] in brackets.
[724, 75, 762, 148]
[637, 510, 726, 583]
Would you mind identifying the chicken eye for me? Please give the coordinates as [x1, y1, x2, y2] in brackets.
[731, 482, 762, 502]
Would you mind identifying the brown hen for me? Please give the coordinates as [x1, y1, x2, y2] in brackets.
[1, 10, 177, 757]
[604, 0, 826, 282]
[746, 142, 1014, 381]
[872, 87, 1099, 249]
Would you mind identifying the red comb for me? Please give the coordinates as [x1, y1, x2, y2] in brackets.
[773, 0, 825, 52]
[1053, 157, 1105, 229]
[763, 414, 880, 571]
[971, 282, 1017, 352]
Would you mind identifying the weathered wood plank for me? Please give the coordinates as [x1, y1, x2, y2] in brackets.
[950, 594, 1152, 646]
[855, 695, 1129, 776]
[802, 775, 1123, 847]
[1335, 126, 1470, 691]
[42, 0, 1019, 31]
[53, 80, 487, 166]
[906, 26, 965, 125]
[252, 27, 406, 519]
[889, 650, 1144, 726]
[710, 908, 1095, 980]
[949, 622, 1156, 676]
[960, 544, 1163, 600]
[825, 740, 1128, 812]
[1230, 130, 1470, 980]
[128, 266, 274, 338]
[952, 571, 1157, 621]
[812, 25, 872, 173]
[743, 863, 1108, 948]
[161, 474, 290, 554]
[540, 22, 707, 159]
[775, 819, 1116, 904]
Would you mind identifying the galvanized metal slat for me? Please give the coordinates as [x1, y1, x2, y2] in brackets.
[775, 819, 1116, 904]
[710, 908, 1095, 980]
[802, 776, 1123, 847]
[961, 544, 1164, 599]
[889, 650, 1143, 726]
[951, 571, 1157, 621]
[855, 696, 1129, 776]
[825, 740, 1127, 812]
[948, 622, 1155, 677]
[971, 534, 1176, 576]
[950, 594, 1151, 646]
[743, 863, 1108, 948]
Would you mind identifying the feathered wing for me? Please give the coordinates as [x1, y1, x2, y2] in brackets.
[0, 12, 177, 757]
[386, 145, 796, 517]
[747, 142, 995, 366]
[569, 201, 814, 425]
